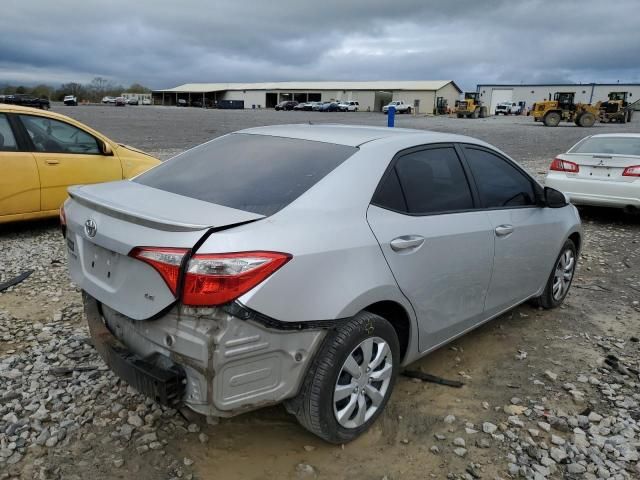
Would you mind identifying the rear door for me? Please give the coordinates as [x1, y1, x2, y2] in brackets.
[0, 113, 40, 216]
[16, 113, 122, 212]
[460, 145, 559, 316]
[367, 145, 494, 352]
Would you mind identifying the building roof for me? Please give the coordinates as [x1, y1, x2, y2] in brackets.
[477, 82, 640, 88]
[154, 80, 461, 94]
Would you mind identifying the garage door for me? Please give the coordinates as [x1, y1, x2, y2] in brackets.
[489, 89, 513, 115]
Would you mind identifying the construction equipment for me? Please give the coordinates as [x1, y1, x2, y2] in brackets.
[455, 92, 487, 118]
[599, 92, 633, 123]
[532, 92, 599, 127]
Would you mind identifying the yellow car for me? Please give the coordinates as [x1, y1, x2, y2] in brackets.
[0, 104, 160, 224]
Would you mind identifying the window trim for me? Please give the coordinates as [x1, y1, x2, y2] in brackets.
[456, 143, 544, 211]
[15, 113, 103, 156]
[370, 143, 479, 217]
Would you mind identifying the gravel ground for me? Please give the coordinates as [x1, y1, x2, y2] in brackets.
[1, 107, 639, 479]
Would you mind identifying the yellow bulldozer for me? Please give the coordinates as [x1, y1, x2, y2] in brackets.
[532, 92, 599, 127]
[456, 92, 488, 118]
[599, 92, 633, 123]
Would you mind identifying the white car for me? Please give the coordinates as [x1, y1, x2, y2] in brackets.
[495, 102, 521, 115]
[142, 98, 152, 105]
[102, 96, 116, 104]
[338, 101, 359, 112]
[63, 95, 78, 106]
[382, 101, 412, 114]
[545, 133, 640, 211]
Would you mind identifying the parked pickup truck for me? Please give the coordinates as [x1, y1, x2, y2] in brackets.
[495, 102, 521, 115]
[382, 101, 412, 114]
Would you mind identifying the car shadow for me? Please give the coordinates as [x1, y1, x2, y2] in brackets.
[0, 218, 60, 237]
[576, 205, 640, 226]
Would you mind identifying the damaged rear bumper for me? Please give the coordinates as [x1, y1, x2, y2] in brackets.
[84, 294, 326, 417]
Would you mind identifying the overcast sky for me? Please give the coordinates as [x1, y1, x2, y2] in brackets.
[1, 0, 639, 90]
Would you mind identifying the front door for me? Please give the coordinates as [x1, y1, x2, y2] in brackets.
[17, 114, 122, 212]
[460, 145, 557, 315]
[367, 145, 494, 352]
[0, 113, 40, 217]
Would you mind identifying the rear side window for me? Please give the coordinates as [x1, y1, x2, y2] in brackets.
[570, 137, 640, 156]
[135, 134, 357, 216]
[463, 147, 536, 208]
[0, 114, 18, 151]
[373, 147, 474, 215]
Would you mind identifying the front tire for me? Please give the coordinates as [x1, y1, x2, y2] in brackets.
[292, 311, 399, 444]
[544, 111, 561, 127]
[536, 239, 577, 309]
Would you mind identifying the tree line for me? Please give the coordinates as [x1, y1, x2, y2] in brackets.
[0, 77, 151, 102]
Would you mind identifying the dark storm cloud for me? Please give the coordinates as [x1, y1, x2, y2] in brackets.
[0, 0, 638, 90]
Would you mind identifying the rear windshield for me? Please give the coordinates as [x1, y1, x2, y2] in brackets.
[134, 133, 358, 216]
[570, 137, 640, 156]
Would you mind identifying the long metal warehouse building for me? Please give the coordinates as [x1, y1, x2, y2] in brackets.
[477, 83, 640, 114]
[152, 80, 461, 113]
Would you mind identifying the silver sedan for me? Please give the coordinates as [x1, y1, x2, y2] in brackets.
[63, 125, 582, 443]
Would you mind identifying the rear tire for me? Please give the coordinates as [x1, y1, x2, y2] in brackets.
[543, 111, 561, 127]
[291, 311, 399, 444]
[457, 113, 463, 118]
[579, 112, 596, 127]
[535, 239, 577, 309]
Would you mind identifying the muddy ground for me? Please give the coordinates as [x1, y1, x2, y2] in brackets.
[1, 108, 639, 479]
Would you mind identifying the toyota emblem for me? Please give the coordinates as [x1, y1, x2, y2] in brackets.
[84, 219, 97, 238]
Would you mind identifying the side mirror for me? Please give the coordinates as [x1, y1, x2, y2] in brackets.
[102, 141, 113, 156]
[544, 186, 568, 208]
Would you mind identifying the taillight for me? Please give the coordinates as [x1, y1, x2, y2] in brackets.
[129, 247, 188, 295]
[550, 158, 579, 173]
[182, 251, 291, 306]
[622, 165, 640, 177]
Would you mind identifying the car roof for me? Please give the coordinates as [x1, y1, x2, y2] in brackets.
[584, 133, 640, 139]
[237, 124, 493, 148]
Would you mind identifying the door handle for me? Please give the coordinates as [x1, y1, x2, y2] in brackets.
[45, 159, 60, 165]
[390, 235, 425, 252]
[495, 224, 514, 236]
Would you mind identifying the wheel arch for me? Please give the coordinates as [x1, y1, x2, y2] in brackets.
[568, 231, 581, 253]
[362, 300, 413, 363]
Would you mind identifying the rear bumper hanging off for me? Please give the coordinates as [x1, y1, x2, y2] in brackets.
[83, 293, 326, 417]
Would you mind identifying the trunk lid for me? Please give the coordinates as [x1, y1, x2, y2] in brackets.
[560, 153, 640, 182]
[65, 180, 264, 320]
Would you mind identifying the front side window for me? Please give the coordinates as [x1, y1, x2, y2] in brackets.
[19, 115, 100, 154]
[373, 147, 474, 215]
[463, 147, 536, 208]
[0, 114, 18, 152]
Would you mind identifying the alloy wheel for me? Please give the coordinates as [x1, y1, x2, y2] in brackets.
[333, 337, 393, 429]
[552, 248, 575, 301]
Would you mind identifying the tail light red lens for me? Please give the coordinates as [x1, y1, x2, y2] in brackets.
[622, 165, 640, 177]
[182, 251, 291, 306]
[129, 247, 188, 295]
[550, 158, 579, 173]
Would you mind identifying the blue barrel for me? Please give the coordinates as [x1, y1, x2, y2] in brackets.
[387, 106, 396, 127]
